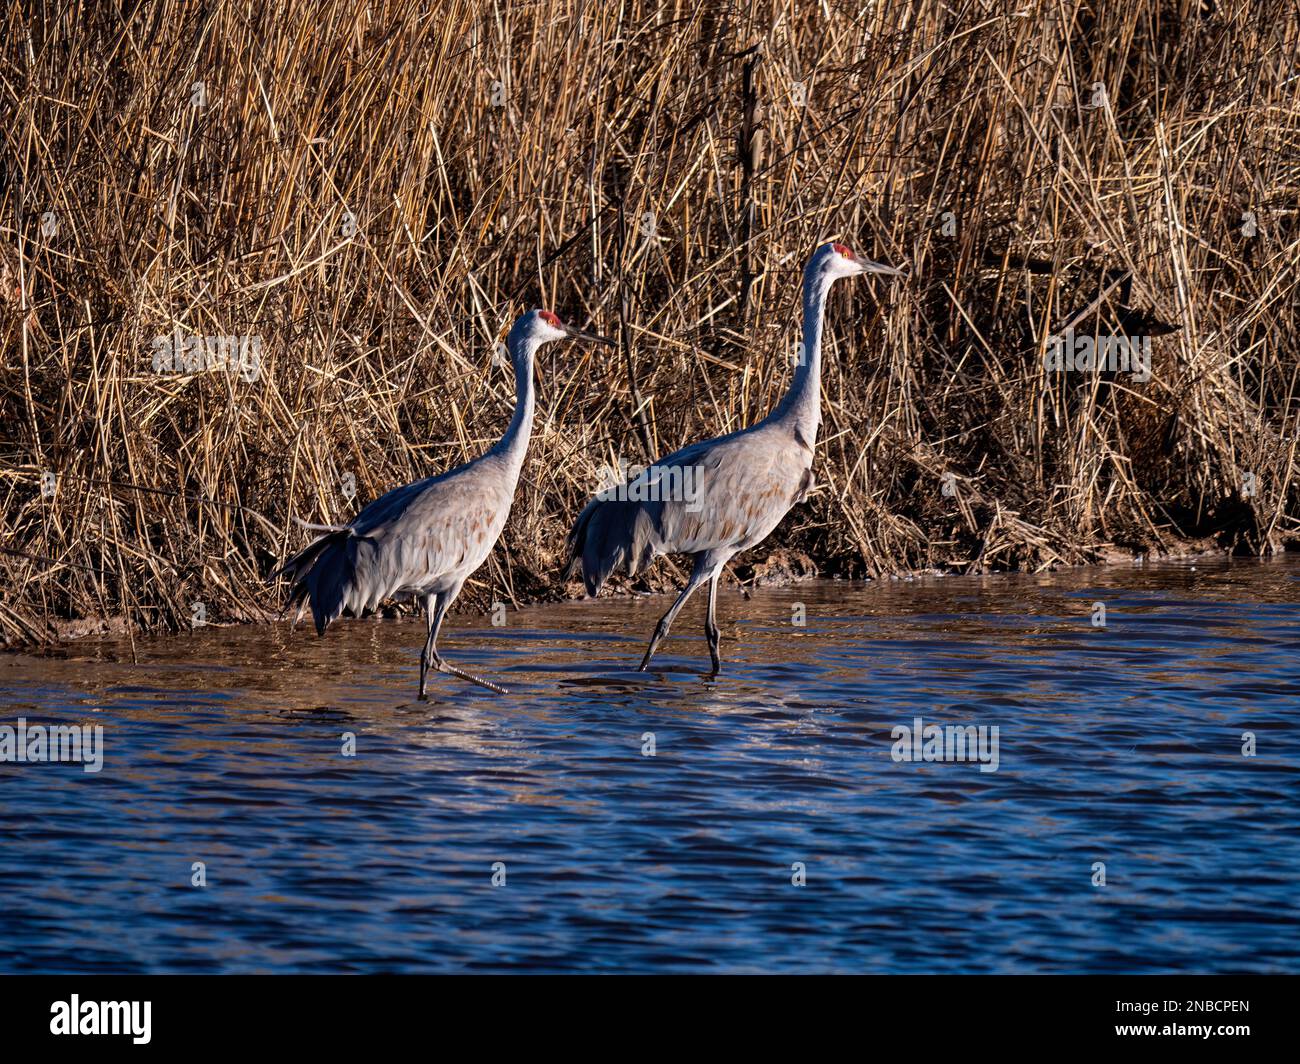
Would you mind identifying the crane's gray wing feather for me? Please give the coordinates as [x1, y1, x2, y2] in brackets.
[276, 457, 512, 632]
[566, 424, 808, 595]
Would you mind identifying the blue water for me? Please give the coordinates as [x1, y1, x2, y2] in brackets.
[1, 556, 1297, 973]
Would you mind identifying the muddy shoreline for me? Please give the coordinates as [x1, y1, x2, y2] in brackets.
[13, 538, 1261, 650]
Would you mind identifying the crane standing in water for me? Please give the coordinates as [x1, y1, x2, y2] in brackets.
[567, 242, 902, 675]
[276, 309, 610, 698]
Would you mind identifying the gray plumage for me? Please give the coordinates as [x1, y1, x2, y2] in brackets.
[276, 308, 608, 697]
[567, 242, 902, 673]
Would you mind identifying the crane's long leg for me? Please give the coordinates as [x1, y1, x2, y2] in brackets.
[639, 556, 716, 671]
[704, 569, 722, 676]
[418, 591, 448, 700]
[418, 589, 508, 698]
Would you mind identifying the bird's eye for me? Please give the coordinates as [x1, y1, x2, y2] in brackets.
[831, 242, 854, 259]
[539, 310, 562, 328]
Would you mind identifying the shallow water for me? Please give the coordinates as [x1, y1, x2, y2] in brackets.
[1, 556, 1297, 973]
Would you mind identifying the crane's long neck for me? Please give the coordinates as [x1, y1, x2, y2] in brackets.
[773, 267, 831, 445]
[492, 333, 538, 474]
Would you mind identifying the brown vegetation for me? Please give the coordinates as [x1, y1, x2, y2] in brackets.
[2, 0, 1298, 645]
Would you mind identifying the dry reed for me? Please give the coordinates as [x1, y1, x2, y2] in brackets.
[2, 0, 1298, 645]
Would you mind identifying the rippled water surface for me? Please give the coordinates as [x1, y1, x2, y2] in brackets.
[2, 557, 1297, 973]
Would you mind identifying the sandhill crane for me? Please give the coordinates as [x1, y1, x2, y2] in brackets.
[276, 309, 610, 698]
[567, 242, 901, 674]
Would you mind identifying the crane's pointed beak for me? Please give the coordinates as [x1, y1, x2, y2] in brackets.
[564, 324, 615, 346]
[856, 259, 905, 277]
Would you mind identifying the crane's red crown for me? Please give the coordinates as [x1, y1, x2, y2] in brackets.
[539, 310, 563, 328]
[831, 242, 854, 259]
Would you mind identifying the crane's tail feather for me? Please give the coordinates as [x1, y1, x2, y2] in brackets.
[270, 529, 357, 635]
[565, 497, 659, 596]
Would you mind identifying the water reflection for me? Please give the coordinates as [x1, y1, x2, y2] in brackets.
[0, 556, 1297, 972]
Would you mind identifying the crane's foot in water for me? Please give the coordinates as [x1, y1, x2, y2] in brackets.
[417, 656, 508, 698]
[439, 659, 508, 695]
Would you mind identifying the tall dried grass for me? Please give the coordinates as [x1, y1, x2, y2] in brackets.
[2, 0, 1298, 644]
